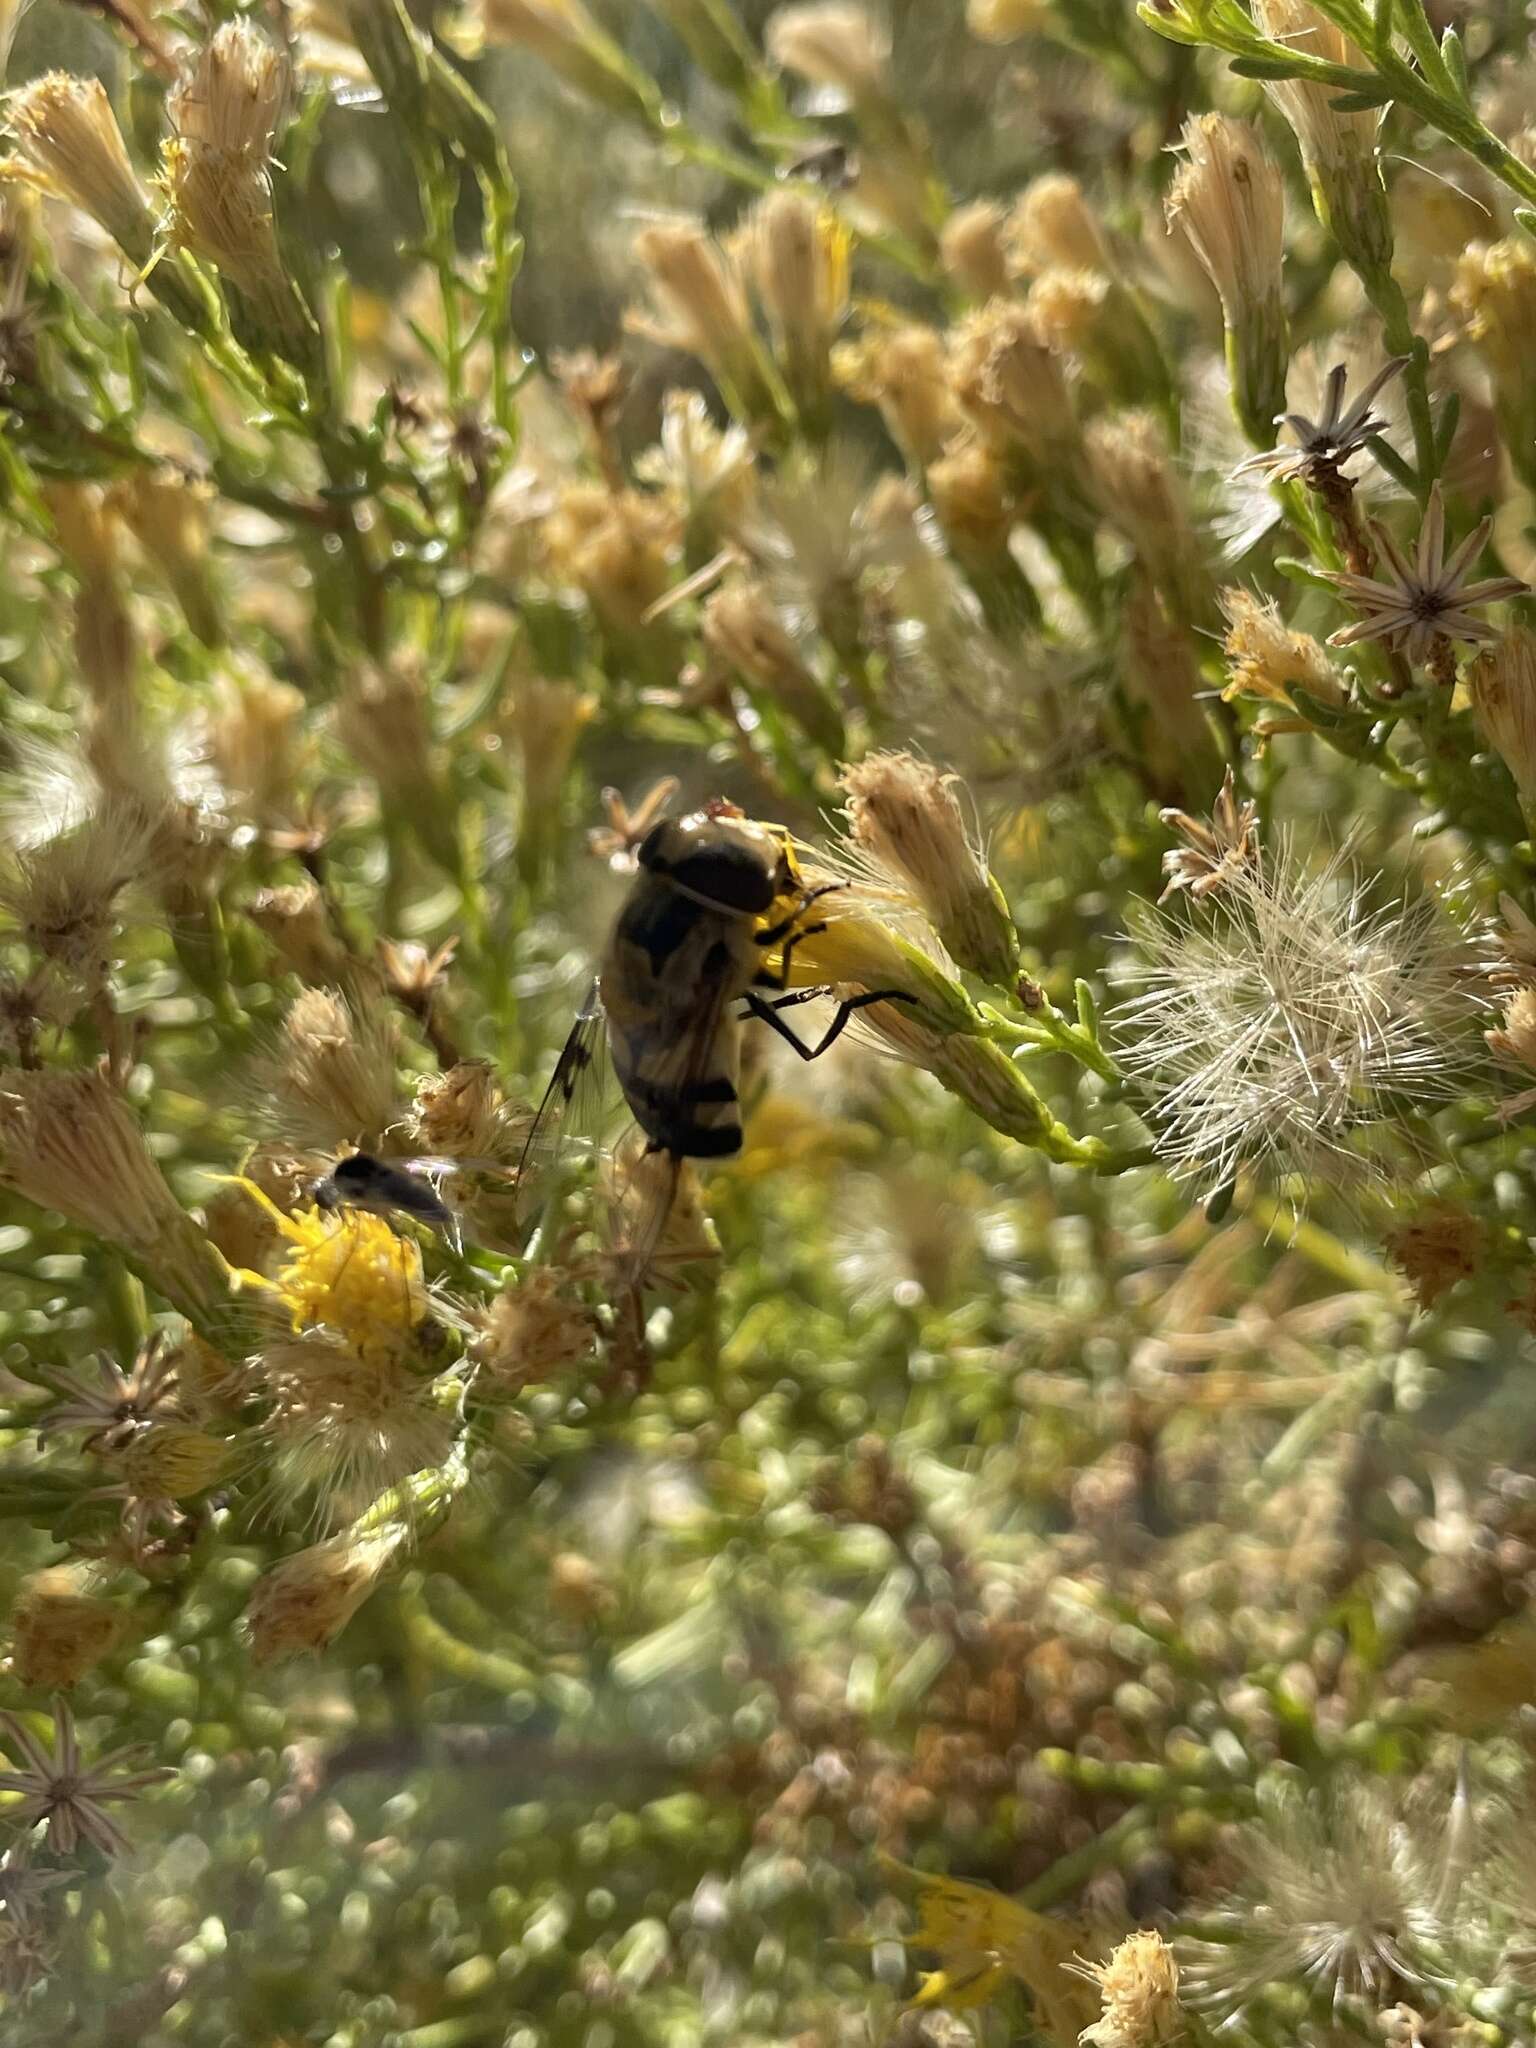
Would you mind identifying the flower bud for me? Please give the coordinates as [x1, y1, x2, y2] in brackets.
[1250, 0, 1393, 280]
[1085, 411, 1211, 627]
[111, 1422, 232, 1500]
[1166, 114, 1288, 445]
[246, 881, 353, 985]
[1075, 1929, 1183, 2048]
[839, 752, 1019, 986]
[1123, 578, 1224, 801]
[940, 199, 1010, 299]
[966, 0, 1047, 41]
[739, 189, 849, 429]
[11, 1568, 124, 1687]
[833, 323, 957, 466]
[1006, 172, 1109, 275]
[41, 483, 135, 706]
[1451, 239, 1536, 491]
[6, 74, 156, 261]
[1468, 628, 1536, 802]
[1220, 589, 1341, 709]
[163, 24, 321, 370]
[702, 576, 843, 753]
[627, 220, 775, 424]
[948, 298, 1076, 467]
[110, 469, 220, 647]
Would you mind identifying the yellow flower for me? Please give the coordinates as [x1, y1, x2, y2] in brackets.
[884, 1857, 1096, 2037]
[235, 1180, 426, 1360]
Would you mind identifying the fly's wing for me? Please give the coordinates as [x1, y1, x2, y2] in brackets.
[515, 980, 618, 1238]
[597, 958, 742, 1286]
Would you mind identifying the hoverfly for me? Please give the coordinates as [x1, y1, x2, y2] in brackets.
[524, 807, 907, 1273]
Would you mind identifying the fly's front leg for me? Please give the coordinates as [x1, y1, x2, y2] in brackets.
[743, 988, 916, 1060]
[753, 883, 847, 992]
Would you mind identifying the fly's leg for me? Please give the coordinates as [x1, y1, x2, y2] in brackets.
[753, 881, 847, 949]
[742, 988, 916, 1060]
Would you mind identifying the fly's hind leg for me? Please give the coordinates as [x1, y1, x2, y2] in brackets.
[743, 988, 916, 1060]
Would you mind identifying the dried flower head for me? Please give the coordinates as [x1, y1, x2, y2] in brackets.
[0, 1068, 231, 1323]
[1325, 484, 1528, 666]
[1157, 768, 1259, 904]
[839, 753, 1019, 987]
[5, 73, 156, 259]
[409, 1060, 531, 1165]
[246, 1523, 405, 1660]
[11, 1569, 125, 1688]
[1115, 835, 1483, 1193]
[634, 391, 755, 536]
[258, 1334, 456, 1524]
[265, 987, 401, 1152]
[107, 1421, 231, 1502]
[0, 1697, 171, 1857]
[543, 485, 680, 634]
[334, 658, 439, 799]
[1166, 114, 1287, 441]
[1072, 1930, 1183, 2048]
[1384, 1203, 1485, 1310]
[0, 790, 155, 991]
[470, 1268, 596, 1390]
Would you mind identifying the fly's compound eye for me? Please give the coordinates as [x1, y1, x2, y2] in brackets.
[310, 1177, 340, 1211]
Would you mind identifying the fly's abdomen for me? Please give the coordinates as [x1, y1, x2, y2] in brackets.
[609, 1020, 744, 1159]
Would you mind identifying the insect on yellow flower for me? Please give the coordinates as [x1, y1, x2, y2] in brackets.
[234, 1179, 427, 1361]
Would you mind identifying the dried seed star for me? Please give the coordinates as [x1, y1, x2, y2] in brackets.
[1239, 356, 1409, 483]
[1157, 766, 1259, 903]
[0, 1698, 172, 1858]
[1325, 484, 1529, 667]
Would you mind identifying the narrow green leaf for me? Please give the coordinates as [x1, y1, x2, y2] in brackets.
[1367, 432, 1420, 491]
[1229, 54, 1309, 78]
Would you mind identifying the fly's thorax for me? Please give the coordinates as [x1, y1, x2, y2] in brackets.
[635, 810, 792, 915]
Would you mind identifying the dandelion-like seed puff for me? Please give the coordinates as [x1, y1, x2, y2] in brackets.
[1113, 826, 1485, 1197]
